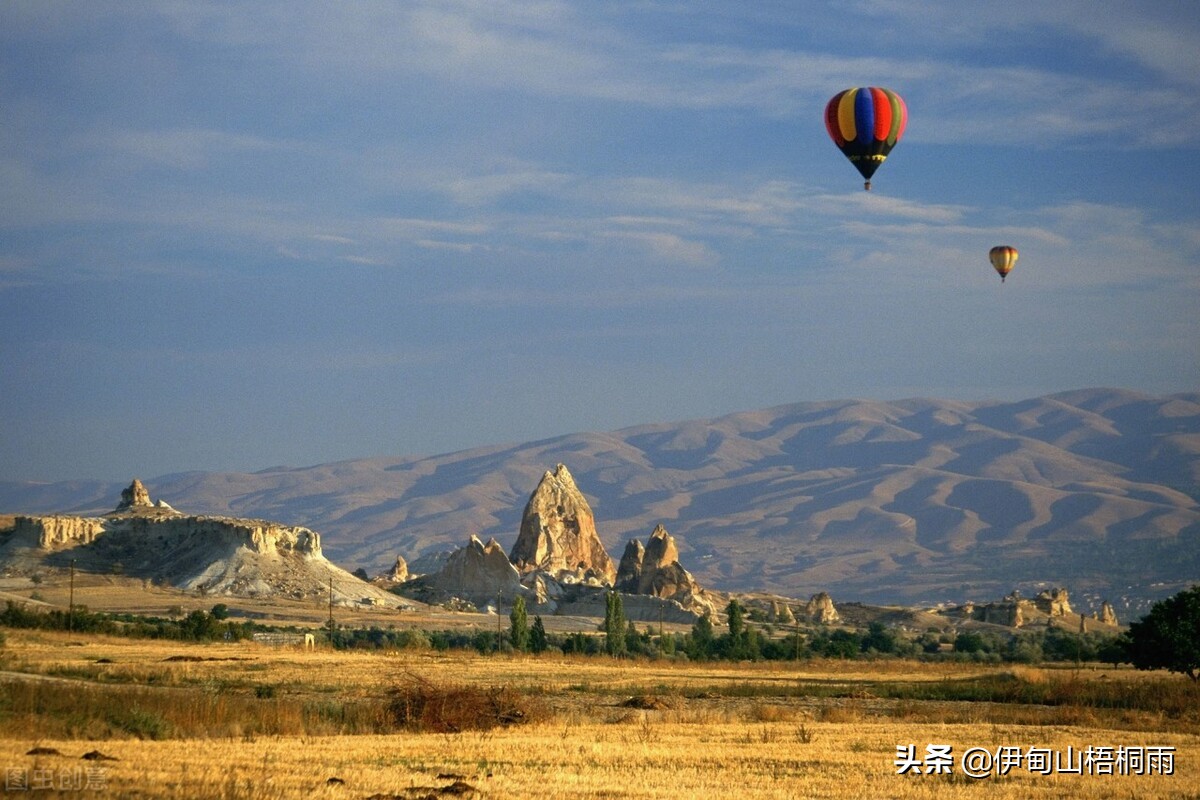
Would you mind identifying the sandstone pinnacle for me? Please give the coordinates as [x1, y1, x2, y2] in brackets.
[509, 464, 616, 584]
[115, 478, 153, 511]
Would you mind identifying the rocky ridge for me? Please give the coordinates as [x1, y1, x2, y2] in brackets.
[2, 480, 401, 607]
[398, 465, 718, 621]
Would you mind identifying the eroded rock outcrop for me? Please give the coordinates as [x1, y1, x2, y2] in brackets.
[768, 600, 795, 625]
[1097, 600, 1118, 626]
[509, 464, 615, 584]
[615, 539, 644, 593]
[1035, 588, 1072, 617]
[613, 525, 714, 616]
[14, 515, 107, 550]
[972, 592, 1030, 627]
[115, 479, 152, 512]
[4, 480, 403, 607]
[804, 592, 839, 624]
[553, 590, 706, 624]
[385, 555, 409, 583]
[417, 535, 523, 606]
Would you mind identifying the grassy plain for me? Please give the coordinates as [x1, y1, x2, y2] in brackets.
[1, 629, 1197, 799]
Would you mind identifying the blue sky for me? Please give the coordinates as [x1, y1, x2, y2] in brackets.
[2, 1, 1198, 482]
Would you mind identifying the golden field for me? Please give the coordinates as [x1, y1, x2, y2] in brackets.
[1, 629, 1197, 799]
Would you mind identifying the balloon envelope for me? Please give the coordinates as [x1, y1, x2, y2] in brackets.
[825, 87, 907, 189]
[989, 246, 1019, 282]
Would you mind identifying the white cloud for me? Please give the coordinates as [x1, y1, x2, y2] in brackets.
[84, 128, 283, 170]
[443, 170, 574, 206]
[599, 230, 718, 268]
[415, 239, 486, 253]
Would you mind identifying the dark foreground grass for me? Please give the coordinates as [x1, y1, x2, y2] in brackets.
[0, 675, 548, 741]
[0, 679, 392, 740]
[4, 664, 1196, 742]
[616, 670, 1200, 733]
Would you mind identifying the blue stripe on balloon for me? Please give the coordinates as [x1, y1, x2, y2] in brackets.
[854, 89, 876, 146]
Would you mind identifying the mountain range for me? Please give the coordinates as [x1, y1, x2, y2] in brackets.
[3, 388, 1197, 613]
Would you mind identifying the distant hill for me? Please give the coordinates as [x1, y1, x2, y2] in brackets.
[3, 388, 1197, 614]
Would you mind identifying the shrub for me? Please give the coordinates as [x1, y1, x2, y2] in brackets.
[386, 676, 543, 733]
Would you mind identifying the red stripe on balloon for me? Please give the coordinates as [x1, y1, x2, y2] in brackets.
[824, 91, 847, 146]
[870, 87, 891, 142]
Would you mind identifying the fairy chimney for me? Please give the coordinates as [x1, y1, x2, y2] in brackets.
[114, 478, 153, 512]
[509, 464, 616, 584]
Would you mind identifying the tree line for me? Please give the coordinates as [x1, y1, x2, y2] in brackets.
[2, 586, 1196, 681]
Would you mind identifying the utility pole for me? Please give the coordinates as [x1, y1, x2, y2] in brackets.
[68, 559, 76, 633]
[327, 575, 334, 648]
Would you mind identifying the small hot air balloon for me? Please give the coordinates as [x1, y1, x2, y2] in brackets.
[824, 87, 907, 190]
[989, 246, 1019, 283]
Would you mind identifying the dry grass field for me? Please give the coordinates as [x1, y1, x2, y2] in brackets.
[0, 629, 1197, 799]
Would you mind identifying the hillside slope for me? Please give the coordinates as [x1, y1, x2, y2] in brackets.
[3, 388, 1197, 611]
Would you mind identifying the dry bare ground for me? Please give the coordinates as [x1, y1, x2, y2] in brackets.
[1, 630, 1197, 799]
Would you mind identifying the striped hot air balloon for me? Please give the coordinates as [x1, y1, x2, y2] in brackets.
[824, 87, 907, 190]
[989, 246, 1019, 283]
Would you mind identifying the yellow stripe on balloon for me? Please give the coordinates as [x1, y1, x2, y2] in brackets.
[837, 88, 859, 142]
[885, 90, 904, 146]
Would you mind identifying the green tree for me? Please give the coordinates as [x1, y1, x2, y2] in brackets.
[1123, 586, 1200, 681]
[861, 621, 897, 655]
[604, 592, 627, 657]
[724, 598, 753, 659]
[726, 598, 745, 640]
[509, 595, 530, 652]
[530, 615, 548, 654]
[210, 603, 229, 621]
[814, 629, 860, 659]
[953, 631, 987, 654]
[688, 612, 715, 660]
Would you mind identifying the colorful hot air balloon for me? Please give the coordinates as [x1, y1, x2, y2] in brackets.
[824, 87, 907, 190]
[989, 246, 1019, 283]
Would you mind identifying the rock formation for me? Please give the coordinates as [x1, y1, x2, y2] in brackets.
[804, 592, 839, 624]
[16, 515, 108, 550]
[641, 528, 688, 595]
[509, 464, 615, 584]
[522, 571, 558, 607]
[1034, 588, 1072, 617]
[386, 555, 408, 583]
[115, 478, 153, 512]
[1097, 601, 1118, 626]
[768, 600, 795, 625]
[414, 535, 523, 606]
[615, 540, 644, 593]
[3, 480, 403, 607]
[553, 591, 707, 625]
[612, 525, 715, 616]
[972, 592, 1029, 627]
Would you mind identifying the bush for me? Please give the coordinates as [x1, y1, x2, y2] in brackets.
[386, 676, 543, 733]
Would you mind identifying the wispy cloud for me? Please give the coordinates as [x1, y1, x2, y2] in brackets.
[83, 127, 286, 170]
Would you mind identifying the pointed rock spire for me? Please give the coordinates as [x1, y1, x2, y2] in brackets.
[615, 539, 645, 593]
[509, 464, 615, 584]
[115, 478, 152, 512]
